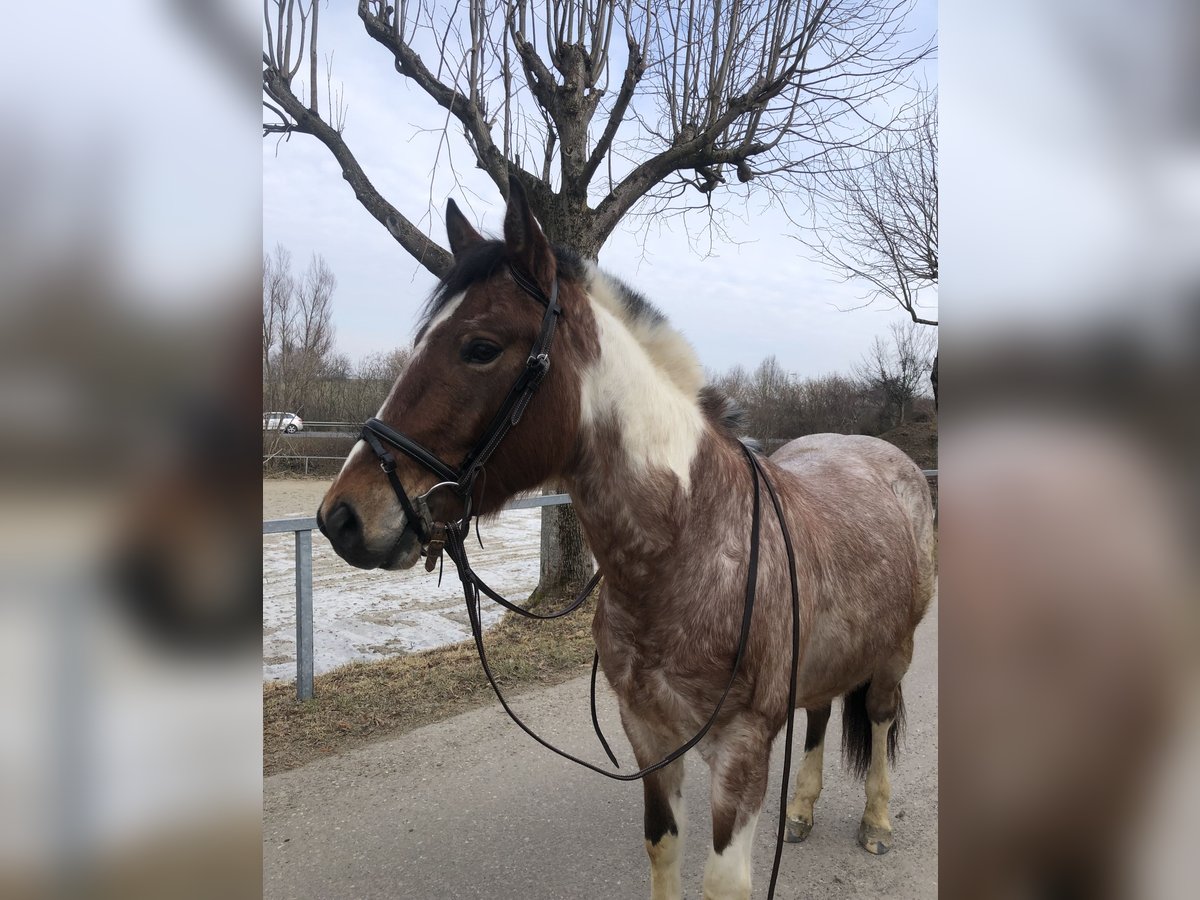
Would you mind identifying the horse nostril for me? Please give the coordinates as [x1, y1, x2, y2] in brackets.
[324, 500, 361, 547]
[315, 506, 326, 536]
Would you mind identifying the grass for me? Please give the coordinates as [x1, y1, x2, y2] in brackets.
[263, 594, 598, 777]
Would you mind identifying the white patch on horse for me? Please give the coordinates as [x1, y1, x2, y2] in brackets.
[579, 275, 705, 492]
[411, 291, 465, 358]
[585, 262, 705, 396]
[648, 792, 687, 900]
[702, 813, 758, 900]
[336, 439, 368, 477]
[786, 733, 825, 838]
[860, 718, 894, 854]
[367, 289, 466, 435]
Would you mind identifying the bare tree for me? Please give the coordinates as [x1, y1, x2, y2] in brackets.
[262, 245, 339, 418]
[263, 0, 931, 599]
[743, 355, 798, 440]
[802, 92, 937, 325]
[293, 347, 415, 424]
[356, 347, 413, 385]
[264, 0, 931, 263]
[856, 320, 936, 428]
[707, 362, 751, 408]
[710, 362, 875, 442]
[263, 244, 296, 415]
[290, 253, 338, 403]
[798, 374, 875, 434]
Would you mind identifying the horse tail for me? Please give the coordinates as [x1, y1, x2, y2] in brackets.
[841, 681, 905, 780]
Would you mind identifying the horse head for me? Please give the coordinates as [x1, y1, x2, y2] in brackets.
[317, 179, 593, 570]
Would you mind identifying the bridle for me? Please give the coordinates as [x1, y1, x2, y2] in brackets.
[356, 261, 804, 899]
[360, 263, 562, 550]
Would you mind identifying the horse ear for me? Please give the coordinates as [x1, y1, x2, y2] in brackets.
[446, 199, 483, 258]
[503, 175, 555, 287]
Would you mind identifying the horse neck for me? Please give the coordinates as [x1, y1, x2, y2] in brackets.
[560, 290, 729, 582]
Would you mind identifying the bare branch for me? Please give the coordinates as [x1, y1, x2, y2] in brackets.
[268, 0, 931, 267]
[308, 0, 319, 113]
[799, 90, 938, 325]
[581, 28, 646, 186]
[264, 42, 452, 275]
[358, 0, 517, 193]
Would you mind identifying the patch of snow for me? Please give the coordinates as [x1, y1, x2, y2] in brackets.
[263, 508, 543, 682]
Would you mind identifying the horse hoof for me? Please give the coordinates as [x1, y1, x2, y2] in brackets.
[857, 821, 892, 855]
[784, 815, 812, 843]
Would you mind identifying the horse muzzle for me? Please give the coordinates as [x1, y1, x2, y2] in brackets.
[317, 498, 424, 571]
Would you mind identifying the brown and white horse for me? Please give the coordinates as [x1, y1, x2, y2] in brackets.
[317, 184, 936, 899]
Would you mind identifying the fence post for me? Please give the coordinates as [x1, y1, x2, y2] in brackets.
[295, 529, 314, 700]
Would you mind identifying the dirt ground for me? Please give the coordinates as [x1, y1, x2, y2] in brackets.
[264, 592, 939, 899]
[263, 476, 332, 521]
[876, 421, 938, 470]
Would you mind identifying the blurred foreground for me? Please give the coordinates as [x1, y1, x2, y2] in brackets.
[0, 2, 263, 898]
[941, 1, 1199, 896]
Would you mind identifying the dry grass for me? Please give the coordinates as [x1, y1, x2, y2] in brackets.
[263, 597, 597, 776]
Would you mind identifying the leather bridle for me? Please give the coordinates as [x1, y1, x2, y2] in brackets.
[360, 264, 562, 549]
[357, 262, 804, 899]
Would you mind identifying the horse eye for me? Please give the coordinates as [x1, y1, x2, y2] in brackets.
[462, 340, 501, 364]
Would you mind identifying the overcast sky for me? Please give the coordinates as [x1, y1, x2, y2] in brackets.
[263, 1, 938, 380]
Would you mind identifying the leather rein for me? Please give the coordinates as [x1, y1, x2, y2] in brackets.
[358, 264, 803, 899]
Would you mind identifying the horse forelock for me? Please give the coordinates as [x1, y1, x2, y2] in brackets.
[416, 240, 588, 339]
[421, 244, 711, 406]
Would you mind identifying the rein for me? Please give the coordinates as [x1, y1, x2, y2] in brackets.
[359, 265, 803, 899]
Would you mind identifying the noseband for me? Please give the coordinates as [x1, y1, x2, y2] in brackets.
[360, 263, 561, 548]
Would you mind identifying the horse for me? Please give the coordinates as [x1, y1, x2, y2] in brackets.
[317, 180, 936, 900]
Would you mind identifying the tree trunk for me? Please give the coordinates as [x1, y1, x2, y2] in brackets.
[528, 484, 594, 609]
[527, 218, 598, 608]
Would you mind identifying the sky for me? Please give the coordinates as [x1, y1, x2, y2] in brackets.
[263, 1, 938, 381]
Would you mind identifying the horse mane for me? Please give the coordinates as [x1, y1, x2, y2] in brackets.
[419, 238, 750, 446]
[698, 386, 762, 452]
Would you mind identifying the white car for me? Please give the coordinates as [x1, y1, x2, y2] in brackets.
[263, 411, 303, 433]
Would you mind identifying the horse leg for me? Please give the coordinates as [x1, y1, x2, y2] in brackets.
[858, 705, 896, 855]
[624, 714, 687, 900]
[701, 718, 771, 900]
[855, 655, 909, 856]
[643, 761, 687, 900]
[784, 704, 832, 842]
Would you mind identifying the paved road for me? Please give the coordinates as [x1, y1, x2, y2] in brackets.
[264, 600, 937, 899]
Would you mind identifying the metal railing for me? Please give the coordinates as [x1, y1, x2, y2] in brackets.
[291, 421, 358, 431]
[264, 472, 937, 701]
[263, 516, 319, 699]
[263, 492, 572, 700]
[263, 454, 348, 475]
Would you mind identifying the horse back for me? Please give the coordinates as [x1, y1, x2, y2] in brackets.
[771, 433, 936, 627]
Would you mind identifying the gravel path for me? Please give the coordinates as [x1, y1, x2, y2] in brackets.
[263, 596, 938, 899]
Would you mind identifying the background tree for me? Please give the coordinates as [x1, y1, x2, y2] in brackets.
[262, 243, 339, 419]
[708, 362, 877, 445]
[263, 0, 931, 600]
[798, 374, 876, 434]
[800, 92, 938, 326]
[262, 243, 295, 413]
[856, 320, 936, 428]
[292, 346, 415, 425]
